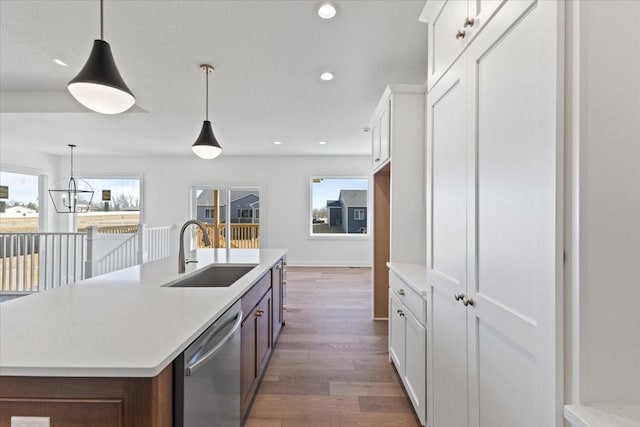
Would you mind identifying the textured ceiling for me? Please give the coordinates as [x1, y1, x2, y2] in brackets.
[0, 0, 428, 157]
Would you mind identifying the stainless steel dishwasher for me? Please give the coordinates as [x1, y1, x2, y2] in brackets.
[174, 300, 243, 427]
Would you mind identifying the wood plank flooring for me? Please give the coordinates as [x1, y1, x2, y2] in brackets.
[245, 267, 420, 427]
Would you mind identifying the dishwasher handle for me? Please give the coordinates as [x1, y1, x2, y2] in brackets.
[185, 310, 243, 377]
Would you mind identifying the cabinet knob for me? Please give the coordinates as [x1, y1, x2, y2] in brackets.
[398, 289, 405, 296]
[374, 157, 381, 162]
[464, 17, 475, 28]
[454, 292, 465, 301]
[275, 264, 281, 270]
[256, 309, 264, 317]
[399, 310, 405, 317]
[283, 280, 287, 285]
[455, 29, 466, 39]
[462, 296, 474, 307]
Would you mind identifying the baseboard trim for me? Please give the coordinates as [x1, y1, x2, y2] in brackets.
[286, 261, 372, 268]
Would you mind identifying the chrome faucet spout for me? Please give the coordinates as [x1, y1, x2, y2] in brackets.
[178, 220, 211, 273]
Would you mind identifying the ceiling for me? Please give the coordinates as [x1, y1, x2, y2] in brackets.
[0, 0, 428, 157]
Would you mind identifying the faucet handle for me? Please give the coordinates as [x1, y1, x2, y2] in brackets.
[186, 259, 199, 265]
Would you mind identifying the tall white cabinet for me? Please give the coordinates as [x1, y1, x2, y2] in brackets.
[422, 1, 564, 426]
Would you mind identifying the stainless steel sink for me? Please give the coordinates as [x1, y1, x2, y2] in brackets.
[165, 264, 257, 288]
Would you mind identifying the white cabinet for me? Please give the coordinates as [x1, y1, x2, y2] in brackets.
[371, 102, 390, 170]
[420, 0, 505, 90]
[424, 1, 563, 426]
[389, 270, 426, 426]
[371, 85, 426, 318]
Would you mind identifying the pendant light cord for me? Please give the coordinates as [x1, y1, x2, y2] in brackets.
[69, 145, 75, 178]
[205, 69, 209, 121]
[100, 0, 104, 40]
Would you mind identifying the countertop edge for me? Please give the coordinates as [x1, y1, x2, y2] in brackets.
[386, 262, 428, 296]
[565, 404, 640, 427]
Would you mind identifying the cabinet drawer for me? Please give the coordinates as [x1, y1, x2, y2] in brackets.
[241, 271, 271, 314]
[389, 271, 425, 325]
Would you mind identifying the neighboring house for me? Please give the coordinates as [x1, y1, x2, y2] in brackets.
[339, 190, 367, 233]
[197, 190, 260, 224]
[326, 200, 342, 226]
[325, 190, 367, 233]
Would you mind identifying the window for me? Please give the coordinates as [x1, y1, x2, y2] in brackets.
[310, 177, 369, 236]
[192, 187, 261, 249]
[0, 171, 40, 232]
[76, 178, 141, 232]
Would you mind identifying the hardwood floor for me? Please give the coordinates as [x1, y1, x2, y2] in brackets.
[245, 267, 420, 427]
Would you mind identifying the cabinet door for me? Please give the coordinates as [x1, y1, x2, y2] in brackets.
[388, 292, 406, 374]
[256, 291, 272, 376]
[404, 309, 426, 426]
[426, 59, 469, 427]
[372, 120, 381, 167]
[272, 262, 283, 341]
[379, 102, 390, 164]
[240, 312, 257, 411]
[465, 1, 560, 426]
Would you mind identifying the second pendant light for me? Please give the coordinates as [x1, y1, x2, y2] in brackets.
[192, 64, 223, 160]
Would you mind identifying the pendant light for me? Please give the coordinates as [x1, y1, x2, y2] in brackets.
[192, 64, 223, 160]
[67, 0, 135, 114]
[48, 145, 95, 214]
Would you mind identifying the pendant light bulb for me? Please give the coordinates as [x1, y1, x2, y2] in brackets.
[67, 0, 135, 114]
[192, 64, 223, 159]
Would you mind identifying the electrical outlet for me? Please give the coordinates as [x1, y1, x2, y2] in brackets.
[10, 416, 50, 427]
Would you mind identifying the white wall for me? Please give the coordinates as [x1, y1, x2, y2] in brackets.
[566, 0, 640, 405]
[69, 154, 372, 267]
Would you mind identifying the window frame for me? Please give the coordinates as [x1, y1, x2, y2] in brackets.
[308, 175, 371, 240]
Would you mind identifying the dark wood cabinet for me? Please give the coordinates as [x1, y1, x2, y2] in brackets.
[272, 260, 284, 341]
[0, 365, 172, 427]
[240, 258, 286, 421]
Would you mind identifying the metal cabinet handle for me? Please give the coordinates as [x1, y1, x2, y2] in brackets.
[456, 29, 466, 39]
[464, 17, 475, 28]
[398, 289, 405, 296]
[283, 280, 287, 285]
[462, 296, 474, 307]
[256, 309, 264, 317]
[398, 310, 405, 317]
[275, 264, 281, 270]
[374, 157, 381, 162]
[454, 292, 465, 301]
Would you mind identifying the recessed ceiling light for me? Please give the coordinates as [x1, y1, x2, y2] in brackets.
[319, 141, 327, 145]
[317, 2, 337, 19]
[274, 141, 282, 145]
[320, 72, 334, 81]
[53, 58, 68, 67]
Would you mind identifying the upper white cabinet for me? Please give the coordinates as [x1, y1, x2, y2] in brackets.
[420, 0, 505, 90]
[424, 1, 563, 426]
[369, 85, 424, 174]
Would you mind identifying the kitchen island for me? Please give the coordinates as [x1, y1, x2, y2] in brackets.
[0, 248, 287, 426]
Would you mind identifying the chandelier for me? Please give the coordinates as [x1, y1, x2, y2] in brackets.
[48, 145, 94, 214]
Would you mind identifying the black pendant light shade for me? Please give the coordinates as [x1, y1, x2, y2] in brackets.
[67, 0, 135, 114]
[192, 120, 223, 159]
[192, 64, 223, 159]
[68, 40, 135, 114]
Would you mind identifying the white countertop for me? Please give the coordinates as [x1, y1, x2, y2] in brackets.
[386, 262, 427, 297]
[0, 248, 287, 378]
[565, 404, 640, 427]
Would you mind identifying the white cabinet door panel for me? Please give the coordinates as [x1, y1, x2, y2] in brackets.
[465, 1, 561, 426]
[404, 309, 426, 426]
[389, 292, 405, 373]
[429, 285, 468, 427]
[427, 61, 468, 297]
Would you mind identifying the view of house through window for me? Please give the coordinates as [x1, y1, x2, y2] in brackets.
[0, 171, 40, 232]
[193, 187, 260, 249]
[311, 177, 369, 235]
[76, 178, 141, 232]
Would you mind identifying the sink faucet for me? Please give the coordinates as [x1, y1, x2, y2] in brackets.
[178, 220, 212, 273]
